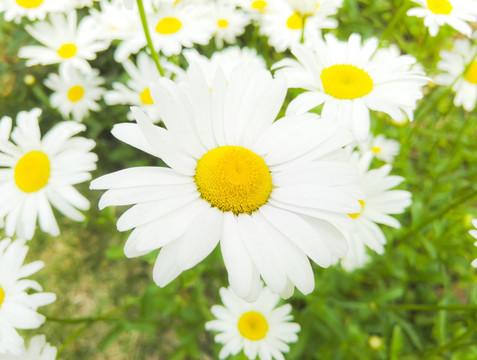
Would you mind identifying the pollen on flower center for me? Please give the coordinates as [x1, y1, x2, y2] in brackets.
[0, 285, 4, 308]
[251, 0, 267, 11]
[156, 17, 182, 35]
[57, 43, 77, 59]
[14, 151, 51, 193]
[238, 311, 269, 341]
[67, 85, 84, 102]
[140, 87, 154, 105]
[464, 61, 477, 84]
[348, 200, 365, 219]
[286, 12, 304, 30]
[321, 64, 374, 100]
[426, 0, 453, 14]
[371, 146, 382, 154]
[15, 0, 43, 8]
[217, 19, 229, 28]
[194, 146, 273, 215]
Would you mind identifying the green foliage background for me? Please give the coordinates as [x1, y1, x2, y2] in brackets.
[1, 0, 477, 358]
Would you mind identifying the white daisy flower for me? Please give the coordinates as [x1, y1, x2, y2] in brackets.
[44, 63, 105, 122]
[62, 0, 96, 10]
[206, 285, 300, 360]
[105, 52, 167, 123]
[91, 64, 362, 301]
[18, 11, 109, 72]
[236, 0, 279, 19]
[358, 134, 400, 163]
[211, 0, 251, 48]
[406, 0, 477, 37]
[435, 37, 477, 111]
[274, 33, 428, 141]
[0, 108, 98, 240]
[0, 238, 56, 356]
[3, 335, 56, 360]
[0, 0, 66, 23]
[340, 152, 411, 271]
[469, 219, 477, 268]
[260, 0, 342, 52]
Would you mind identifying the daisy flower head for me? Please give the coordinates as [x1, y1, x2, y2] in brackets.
[358, 134, 401, 163]
[18, 11, 109, 72]
[91, 63, 363, 301]
[0, 238, 56, 356]
[340, 152, 411, 271]
[3, 335, 56, 360]
[406, 0, 477, 37]
[0, 0, 65, 23]
[0, 108, 97, 240]
[470, 219, 477, 267]
[44, 63, 105, 122]
[274, 33, 428, 141]
[236, 0, 279, 19]
[435, 37, 477, 111]
[211, 0, 251, 48]
[206, 285, 300, 360]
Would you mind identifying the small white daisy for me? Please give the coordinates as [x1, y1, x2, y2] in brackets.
[435, 37, 477, 111]
[3, 335, 56, 360]
[407, 0, 477, 37]
[91, 64, 362, 301]
[205, 285, 300, 360]
[340, 152, 411, 271]
[18, 11, 109, 72]
[274, 33, 428, 140]
[469, 219, 477, 268]
[0, 108, 98, 239]
[44, 63, 105, 122]
[236, 0, 276, 17]
[358, 134, 401, 163]
[0, 0, 66, 23]
[211, 0, 251, 48]
[0, 238, 56, 356]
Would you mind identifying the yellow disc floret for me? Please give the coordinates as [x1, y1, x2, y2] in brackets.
[67, 85, 85, 102]
[348, 200, 365, 219]
[195, 146, 272, 215]
[371, 146, 382, 154]
[140, 87, 154, 105]
[321, 64, 374, 100]
[217, 19, 229, 28]
[14, 151, 51, 193]
[156, 17, 182, 35]
[251, 0, 267, 11]
[0, 285, 4, 308]
[464, 61, 477, 85]
[286, 12, 304, 30]
[426, 0, 453, 14]
[238, 311, 269, 341]
[57, 43, 77, 59]
[15, 0, 43, 8]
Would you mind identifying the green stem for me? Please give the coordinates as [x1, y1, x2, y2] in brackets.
[136, 0, 165, 76]
[380, 0, 407, 44]
[383, 304, 477, 311]
[421, 322, 477, 358]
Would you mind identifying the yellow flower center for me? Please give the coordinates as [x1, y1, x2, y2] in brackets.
[57, 43, 77, 59]
[14, 151, 50, 193]
[0, 286, 4, 308]
[156, 17, 182, 35]
[348, 200, 365, 219]
[371, 146, 382, 154]
[286, 12, 304, 30]
[238, 311, 269, 341]
[321, 64, 374, 100]
[15, 0, 43, 8]
[464, 61, 477, 85]
[67, 85, 84, 102]
[140, 87, 154, 105]
[194, 146, 272, 215]
[251, 0, 267, 11]
[426, 0, 452, 14]
[217, 19, 229, 28]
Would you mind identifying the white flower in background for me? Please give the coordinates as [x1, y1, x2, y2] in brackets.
[0, 109, 97, 239]
[469, 219, 477, 267]
[0, 0, 65, 23]
[236, 0, 278, 19]
[91, 64, 362, 301]
[260, 0, 342, 52]
[340, 152, 411, 271]
[406, 0, 477, 37]
[3, 335, 56, 360]
[105, 52, 168, 123]
[435, 37, 477, 111]
[358, 134, 400, 163]
[44, 63, 105, 122]
[122, 0, 134, 9]
[18, 12, 109, 72]
[211, 0, 251, 48]
[0, 238, 56, 356]
[274, 34, 427, 141]
[62, 0, 96, 10]
[206, 285, 300, 360]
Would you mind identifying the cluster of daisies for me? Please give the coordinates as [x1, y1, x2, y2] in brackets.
[0, 0, 476, 358]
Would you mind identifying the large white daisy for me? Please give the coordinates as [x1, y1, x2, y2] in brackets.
[206, 285, 300, 360]
[0, 108, 98, 240]
[91, 64, 362, 301]
[0, 0, 66, 23]
[0, 238, 56, 356]
[273, 33, 428, 141]
[3, 335, 56, 360]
